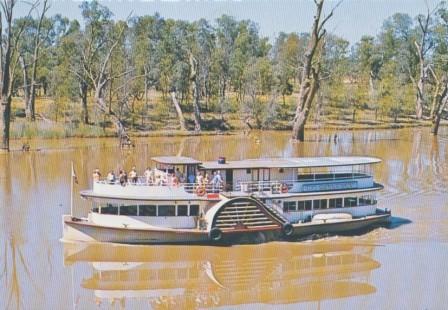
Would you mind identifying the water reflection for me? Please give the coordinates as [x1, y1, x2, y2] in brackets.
[64, 240, 379, 308]
[1, 128, 448, 308]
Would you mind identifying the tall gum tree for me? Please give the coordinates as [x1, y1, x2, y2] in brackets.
[291, 0, 340, 141]
[1, 0, 34, 151]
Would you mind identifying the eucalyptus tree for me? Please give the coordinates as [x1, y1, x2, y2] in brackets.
[18, 0, 50, 121]
[378, 13, 420, 117]
[427, 4, 448, 135]
[130, 14, 163, 123]
[186, 19, 215, 131]
[291, 0, 341, 141]
[213, 15, 238, 113]
[354, 35, 383, 119]
[78, 0, 130, 138]
[412, 6, 438, 120]
[1, 0, 35, 151]
[272, 32, 301, 105]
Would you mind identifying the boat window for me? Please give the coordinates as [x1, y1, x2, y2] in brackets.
[344, 197, 357, 207]
[305, 200, 312, 211]
[177, 205, 188, 216]
[158, 205, 176, 216]
[313, 199, 327, 210]
[190, 205, 199, 216]
[336, 198, 343, 208]
[297, 201, 305, 211]
[120, 205, 138, 216]
[329, 198, 343, 208]
[139, 205, 157, 216]
[246, 169, 251, 174]
[92, 207, 99, 213]
[283, 201, 296, 212]
[320, 199, 327, 209]
[101, 205, 119, 215]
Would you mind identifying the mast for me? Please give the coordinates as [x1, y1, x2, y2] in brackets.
[71, 161, 74, 216]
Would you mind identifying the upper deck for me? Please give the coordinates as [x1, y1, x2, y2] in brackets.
[81, 156, 383, 202]
[200, 156, 381, 170]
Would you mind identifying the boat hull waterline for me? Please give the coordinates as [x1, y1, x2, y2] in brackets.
[62, 211, 390, 244]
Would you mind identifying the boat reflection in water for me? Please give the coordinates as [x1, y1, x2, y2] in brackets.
[64, 240, 380, 308]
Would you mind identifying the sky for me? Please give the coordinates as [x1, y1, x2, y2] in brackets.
[16, 0, 442, 43]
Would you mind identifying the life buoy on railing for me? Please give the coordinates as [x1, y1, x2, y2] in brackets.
[196, 186, 206, 196]
[281, 183, 289, 193]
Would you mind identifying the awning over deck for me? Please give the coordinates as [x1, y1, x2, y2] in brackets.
[200, 156, 381, 170]
[151, 156, 202, 165]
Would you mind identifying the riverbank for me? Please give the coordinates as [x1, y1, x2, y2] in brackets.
[9, 116, 446, 141]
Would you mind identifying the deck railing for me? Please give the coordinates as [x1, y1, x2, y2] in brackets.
[96, 178, 224, 194]
[236, 173, 372, 194]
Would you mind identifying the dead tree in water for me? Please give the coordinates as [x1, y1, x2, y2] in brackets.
[291, 0, 341, 141]
[428, 67, 448, 135]
[411, 4, 438, 120]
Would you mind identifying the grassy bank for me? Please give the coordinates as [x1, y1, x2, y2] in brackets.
[8, 96, 445, 140]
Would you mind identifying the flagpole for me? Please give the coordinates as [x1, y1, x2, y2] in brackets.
[71, 161, 74, 216]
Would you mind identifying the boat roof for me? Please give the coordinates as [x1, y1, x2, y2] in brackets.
[151, 156, 202, 165]
[200, 156, 381, 170]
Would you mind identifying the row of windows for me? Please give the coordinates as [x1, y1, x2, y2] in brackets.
[283, 195, 376, 212]
[94, 204, 200, 217]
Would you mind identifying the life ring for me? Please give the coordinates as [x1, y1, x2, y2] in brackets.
[280, 184, 289, 193]
[209, 227, 223, 242]
[282, 223, 294, 237]
[196, 186, 206, 196]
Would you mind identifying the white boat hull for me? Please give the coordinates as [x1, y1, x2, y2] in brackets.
[62, 215, 209, 244]
[292, 212, 390, 237]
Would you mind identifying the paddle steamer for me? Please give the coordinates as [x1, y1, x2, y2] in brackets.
[62, 156, 390, 243]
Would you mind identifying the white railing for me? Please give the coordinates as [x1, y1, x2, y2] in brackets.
[96, 178, 224, 194]
[296, 172, 371, 182]
[236, 180, 295, 193]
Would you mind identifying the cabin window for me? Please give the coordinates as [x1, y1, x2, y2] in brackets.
[177, 205, 188, 216]
[92, 207, 99, 213]
[344, 197, 357, 207]
[297, 201, 305, 211]
[313, 199, 327, 210]
[139, 205, 157, 216]
[158, 205, 176, 216]
[101, 204, 119, 215]
[279, 168, 284, 173]
[246, 169, 251, 174]
[120, 205, 138, 216]
[283, 201, 296, 212]
[329, 198, 343, 209]
[190, 205, 199, 216]
[305, 200, 312, 211]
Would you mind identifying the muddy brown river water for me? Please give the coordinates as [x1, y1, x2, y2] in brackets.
[1, 127, 448, 309]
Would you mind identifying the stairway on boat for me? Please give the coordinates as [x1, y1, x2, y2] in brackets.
[213, 201, 281, 231]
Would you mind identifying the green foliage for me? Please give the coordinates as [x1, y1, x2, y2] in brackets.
[8, 0, 448, 137]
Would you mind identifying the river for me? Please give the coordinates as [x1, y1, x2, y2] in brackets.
[1, 127, 447, 309]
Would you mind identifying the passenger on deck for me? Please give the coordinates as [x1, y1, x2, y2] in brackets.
[175, 168, 184, 183]
[119, 170, 128, 186]
[129, 166, 138, 183]
[92, 169, 101, 182]
[204, 173, 210, 186]
[211, 170, 223, 192]
[106, 171, 116, 184]
[155, 174, 162, 186]
[144, 167, 153, 184]
[196, 172, 204, 187]
[188, 173, 195, 184]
